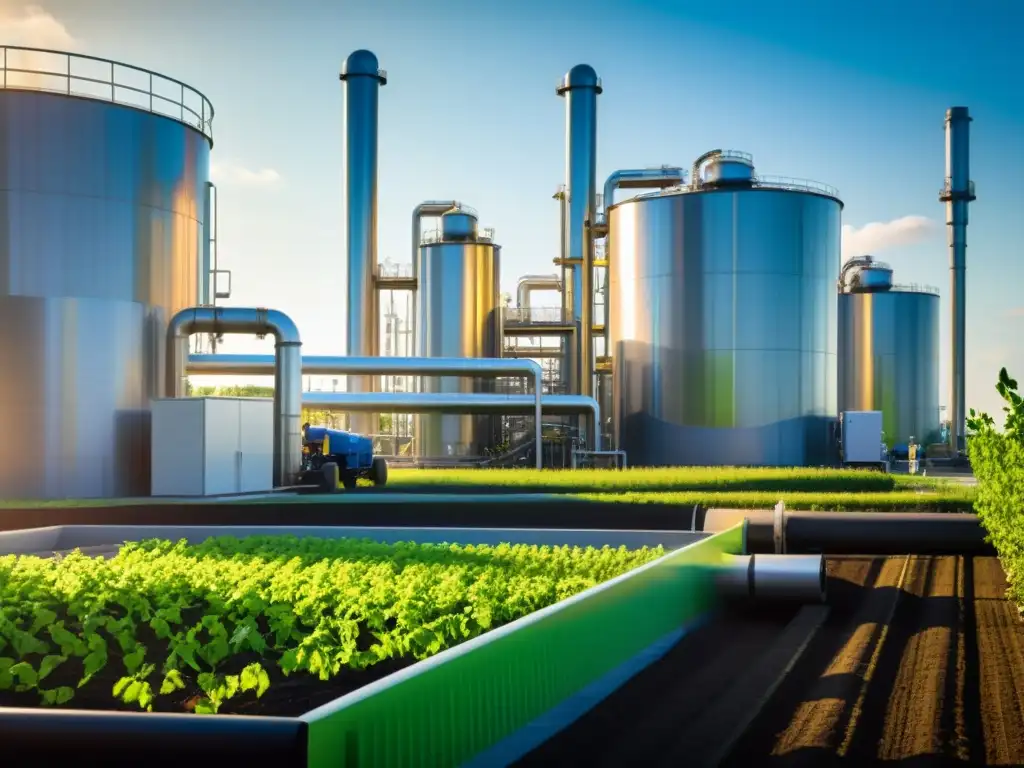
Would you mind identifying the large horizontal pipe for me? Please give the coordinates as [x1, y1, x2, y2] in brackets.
[702, 508, 993, 556]
[301, 392, 602, 451]
[168, 307, 302, 487]
[716, 554, 827, 604]
[188, 353, 543, 468]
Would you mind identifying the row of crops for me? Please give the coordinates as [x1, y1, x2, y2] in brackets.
[0, 535, 664, 716]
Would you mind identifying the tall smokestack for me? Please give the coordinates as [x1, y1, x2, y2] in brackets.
[939, 107, 975, 453]
[340, 50, 386, 435]
[558, 64, 601, 399]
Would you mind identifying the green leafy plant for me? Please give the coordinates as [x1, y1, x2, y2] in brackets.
[967, 368, 1024, 609]
[0, 536, 663, 715]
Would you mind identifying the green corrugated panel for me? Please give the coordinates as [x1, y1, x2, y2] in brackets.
[304, 524, 745, 767]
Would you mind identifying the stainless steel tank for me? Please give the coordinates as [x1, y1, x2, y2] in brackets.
[838, 275, 941, 448]
[0, 48, 212, 498]
[607, 151, 842, 466]
[414, 207, 501, 457]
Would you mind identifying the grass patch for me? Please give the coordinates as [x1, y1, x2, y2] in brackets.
[576, 489, 975, 513]
[387, 467, 953, 494]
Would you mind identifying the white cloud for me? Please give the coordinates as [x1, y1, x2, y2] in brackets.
[210, 162, 282, 188]
[0, 5, 76, 49]
[841, 215, 939, 259]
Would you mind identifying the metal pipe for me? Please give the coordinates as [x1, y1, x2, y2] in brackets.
[600, 166, 686, 223]
[701, 508, 993, 556]
[340, 50, 386, 437]
[167, 308, 302, 488]
[598, 166, 685, 354]
[187, 354, 545, 468]
[301, 391, 601, 452]
[201, 181, 213, 305]
[516, 274, 562, 309]
[690, 149, 722, 190]
[716, 554, 827, 604]
[939, 107, 975, 454]
[412, 201, 459, 270]
[557, 65, 601, 400]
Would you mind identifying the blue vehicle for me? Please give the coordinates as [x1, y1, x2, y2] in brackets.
[300, 424, 388, 490]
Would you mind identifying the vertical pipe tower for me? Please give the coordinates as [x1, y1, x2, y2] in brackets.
[557, 65, 601, 398]
[340, 50, 386, 435]
[938, 107, 975, 453]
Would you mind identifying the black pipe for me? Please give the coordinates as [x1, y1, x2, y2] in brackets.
[0, 710, 306, 765]
[740, 511, 995, 556]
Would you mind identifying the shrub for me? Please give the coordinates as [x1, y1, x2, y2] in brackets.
[967, 368, 1024, 607]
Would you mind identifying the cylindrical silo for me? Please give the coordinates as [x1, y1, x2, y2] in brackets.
[607, 150, 843, 466]
[0, 48, 212, 498]
[838, 258, 941, 449]
[414, 207, 501, 458]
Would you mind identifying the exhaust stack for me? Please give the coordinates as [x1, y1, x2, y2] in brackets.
[939, 107, 976, 453]
[557, 64, 602, 399]
[340, 50, 387, 435]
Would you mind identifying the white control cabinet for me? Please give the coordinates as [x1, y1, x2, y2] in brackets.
[840, 410, 887, 470]
[151, 397, 274, 497]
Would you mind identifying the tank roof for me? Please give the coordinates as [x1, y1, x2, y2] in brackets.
[0, 45, 214, 145]
[340, 50, 387, 84]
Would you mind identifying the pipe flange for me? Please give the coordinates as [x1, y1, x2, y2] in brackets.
[773, 500, 786, 555]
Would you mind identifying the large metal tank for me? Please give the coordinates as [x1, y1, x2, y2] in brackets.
[0, 48, 212, 498]
[414, 206, 501, 457]
[838, 260, 941, 448]
[607, 151, 842, 466]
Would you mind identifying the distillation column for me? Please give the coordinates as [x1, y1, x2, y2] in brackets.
[557, 65, 602, 399]
[340, 50, 386, 436]
[938, 107, 975, 453]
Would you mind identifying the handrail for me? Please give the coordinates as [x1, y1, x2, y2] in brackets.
[635, 175, 841, 202]
[419, 226, 495, 245]
[0, 46, 214, 145]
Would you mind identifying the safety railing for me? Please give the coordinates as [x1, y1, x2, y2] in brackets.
[378, 262, 414, 277]
[503, 306, 572, 325]
[752, 175, 840, 199]
[420, 225, 494, 245]
[939, 178, 976, 200]
[0, 46, 214, 144]
[891, 282, 941, 296]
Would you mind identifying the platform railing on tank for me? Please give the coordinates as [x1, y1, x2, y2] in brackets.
[0, 46, 214, 143]
[890, 282, 941, 295]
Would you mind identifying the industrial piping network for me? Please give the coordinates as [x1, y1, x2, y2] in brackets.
[185, 354, 557, 469]
[166, 307, 303, 487]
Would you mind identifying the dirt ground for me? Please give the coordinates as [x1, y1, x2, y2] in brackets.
[517, 556, 1024, 767]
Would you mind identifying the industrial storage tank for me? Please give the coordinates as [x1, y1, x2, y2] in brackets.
[607, 150, 842, 466]
[838, 256, 941, 449]
[0, 48, 212, 498]
[414, 206, 501, 457]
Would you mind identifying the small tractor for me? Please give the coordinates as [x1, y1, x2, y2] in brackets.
[300, 423, 388, 491]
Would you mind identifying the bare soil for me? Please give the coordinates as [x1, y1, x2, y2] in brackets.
[517, 556, 1024, 767]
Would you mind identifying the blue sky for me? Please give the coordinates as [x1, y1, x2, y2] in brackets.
[3, 0, 1021, 418]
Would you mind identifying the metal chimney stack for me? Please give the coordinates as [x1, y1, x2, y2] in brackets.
[340, 50, 386, 435]
[557, 64, 602, 398]
[938, 107, 976, 453]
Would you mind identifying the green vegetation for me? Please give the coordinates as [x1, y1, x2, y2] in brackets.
[573, 489, 974, 512]
[387, 466, 950, 493]
[968, 367, 1024, 608]
[0, 536, 662, 714]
